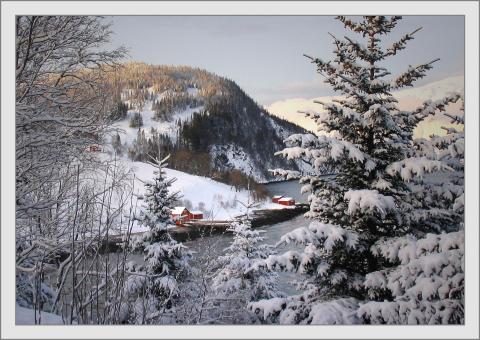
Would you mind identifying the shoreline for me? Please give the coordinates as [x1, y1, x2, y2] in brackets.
[100, 204, 309, 252]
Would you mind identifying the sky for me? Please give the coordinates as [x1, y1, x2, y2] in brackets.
[109, 16, 464, 106]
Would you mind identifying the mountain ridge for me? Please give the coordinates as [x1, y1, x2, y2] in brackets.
[107, 62, 310, 184]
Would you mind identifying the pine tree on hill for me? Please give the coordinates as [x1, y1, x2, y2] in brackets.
[129, 111, 143, 128]
[250, 15, 463, 324]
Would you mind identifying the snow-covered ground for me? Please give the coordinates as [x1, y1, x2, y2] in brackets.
[126, 159, 282, 233]
[93, 151, 287, 234]
[187, 86, 199, 96]
[16, 305, 65, 325]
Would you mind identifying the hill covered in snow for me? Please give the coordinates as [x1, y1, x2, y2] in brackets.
[89, 154, 282, 234]
[127, 160, 282, 232]
[107, 63, 310, 183]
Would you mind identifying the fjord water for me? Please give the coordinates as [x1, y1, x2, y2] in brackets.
[186, 180, 310, 294]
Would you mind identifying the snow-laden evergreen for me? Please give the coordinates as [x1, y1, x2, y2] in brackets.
[122, 154, 191, 324]
[406, 111, 464, 233]
[210, 203, 282, 323]
[249, 16, 464, 324]
[356, 103, 465, 324]
[359, 230, 464, 324]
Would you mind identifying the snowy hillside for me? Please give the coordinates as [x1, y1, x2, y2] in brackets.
[109, 63, 308, 183]
[130, 160, 278, 225]
[210, 144, 267, 181]
[97, 154, 280, 234]
[113, 96, 204, 145]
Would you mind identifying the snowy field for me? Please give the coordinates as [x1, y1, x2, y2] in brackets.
[16, 305, 65, 325]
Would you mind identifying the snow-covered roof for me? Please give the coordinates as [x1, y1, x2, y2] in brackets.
[279, 197, 294, 202]
[190, 210, 203, 215]
[171, 206, 188, 214]
[273, 195, 284, 199]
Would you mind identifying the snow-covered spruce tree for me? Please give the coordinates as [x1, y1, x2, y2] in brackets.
[249, 16, 462, 324]
[122, 154, 191, 324]
[357, 106, 465, 324]
[211, 213, 281, 323]
[407, 108, 464, 233]
[358, 229, 464, 324]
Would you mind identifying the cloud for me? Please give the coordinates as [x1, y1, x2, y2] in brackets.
[267, 76, 464, 139]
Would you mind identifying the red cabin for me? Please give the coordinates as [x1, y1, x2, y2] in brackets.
[278, 197, 295, 206]
[189, 211, 204, 220]
[87, 145, 102, 152]
[272, 195, 284, 203]
[171, 207, 190, 226]
[171, 207, 204, 225]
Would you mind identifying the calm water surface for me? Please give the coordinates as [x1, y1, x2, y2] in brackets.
[186, 180, 310, 294]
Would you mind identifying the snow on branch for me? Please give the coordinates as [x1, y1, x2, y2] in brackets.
[311, 101, 364, 127]
[303, 54, 364, 97]
[249, 251, 304, 273]
[269, 168, 301, 180]
[343, 36, 382, 63]
[359, 230, 465, 324]
[336, 16, 402, 37]
[344, 190, 396, 218]
[371, 231, 464, 265]
[411, 93, 462, 123]
[386, 157, 452, 182]
[308, 298, 362, 324]
[248, 297, 287, 322]
[248, 295, 362, 324]
[366, 250, 463, 302]
[336, 16, 365, 34]
[358, 299, 463, 324]
[278, 134, 368, 164]
[453, 194, 464, 212]
[277, 221, 359, 252]
[444, 113, 464, 125]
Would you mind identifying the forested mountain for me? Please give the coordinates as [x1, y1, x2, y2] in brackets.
[107, 62, 311, 183]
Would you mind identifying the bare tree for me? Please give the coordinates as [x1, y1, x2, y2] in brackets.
[15, 16, 129, 324]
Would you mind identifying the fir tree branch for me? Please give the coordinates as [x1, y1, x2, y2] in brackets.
[385, 27, 422, 57]
[390, 59, 440, 90]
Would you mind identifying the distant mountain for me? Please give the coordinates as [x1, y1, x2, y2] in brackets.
[393, 75, 464, 102]
[267, 75, 464, 138]
[107, 62, 310, 183]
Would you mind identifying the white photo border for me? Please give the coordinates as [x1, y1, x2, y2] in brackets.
[1, 1, 478, 339]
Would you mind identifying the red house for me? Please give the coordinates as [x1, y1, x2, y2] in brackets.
[278, 197, 295, 206]
[171, 207, 204, 225]
[272, 195, 284, 203]
[189, 211, 204, 220]
[87, 145, 102, 152]
[171, 206, 190, 226]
